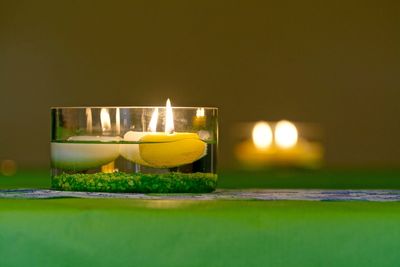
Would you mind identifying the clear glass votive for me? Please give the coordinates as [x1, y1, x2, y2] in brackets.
[51, 105, 218, 193]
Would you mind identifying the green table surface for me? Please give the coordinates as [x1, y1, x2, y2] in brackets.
[1, 169, 400, 267]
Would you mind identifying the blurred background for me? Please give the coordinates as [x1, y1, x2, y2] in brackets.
[1, 0, 399, 170]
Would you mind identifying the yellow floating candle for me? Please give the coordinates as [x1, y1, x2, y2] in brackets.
[121, 100, 207, 168]
[139, 133, 207, 168]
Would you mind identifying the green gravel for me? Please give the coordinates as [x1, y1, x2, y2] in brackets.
[51, 172, 217, 193]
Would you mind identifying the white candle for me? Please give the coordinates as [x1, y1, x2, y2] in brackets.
[51, 136, 120, 171]
[51, 109, 120, 171]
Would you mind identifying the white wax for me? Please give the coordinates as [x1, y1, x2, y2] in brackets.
[119, 131, 150, 166]
[51, 136, 121, 171]
[68, 136, 121, 142]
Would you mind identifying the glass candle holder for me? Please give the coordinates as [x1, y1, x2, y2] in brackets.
[51, 105, 218, 193]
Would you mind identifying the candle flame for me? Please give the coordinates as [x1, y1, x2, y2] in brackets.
[165, 98, 174, 134]
[116, 108, 120, 135]
[86, 108, 93, 133]
[196, 108, 205, 117]
[148, 108, 159, 132]
[275, 120, 298, 149]
[252, 121, 273, 149]
[100, 108, 111, 132]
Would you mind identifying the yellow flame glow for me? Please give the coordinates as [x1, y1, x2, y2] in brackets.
[196, 108, 205, 117]
[148, 107, 159, 132]
[275, 120, 298, 149]
[86, 108, 92, 133]
[252, 121, 273, 149]
[165, 98, 174, 133]
[100, 108, 111, 132]
[115, 108, 120, 135]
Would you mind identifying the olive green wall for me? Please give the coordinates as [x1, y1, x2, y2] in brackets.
[1, 0, 399, 168]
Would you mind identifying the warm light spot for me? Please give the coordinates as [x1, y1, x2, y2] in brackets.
[101, 161, 116, 173]
[144, 200, 194, 209]
[1, 160, 17, 176]
[252, 121, 273, 149]
[165, 99, 174, 134]
[116, 108, 121, 135]
[100, 108, 111, 132]
[196, 108, 205, 117]
[275, 120, 298, 149]
[148, 107, 159, 132]
[86, 108, 92, 133]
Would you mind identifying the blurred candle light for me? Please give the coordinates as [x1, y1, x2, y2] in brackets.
[275, 120, 298, 149]
[193, 108, 206, 129]
[252, 121, 273, 149]
[86, 108, 92, 133]
[235, 120, 323, 168]
[196, 108, 205, 117]
[100, 108, 111, 133]
[148, 107, 159, 132]
[1, 160, 17, 176]
[116, 108, 121, 135]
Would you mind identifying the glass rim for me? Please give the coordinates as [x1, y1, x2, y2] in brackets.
[50, 106, 218, 110]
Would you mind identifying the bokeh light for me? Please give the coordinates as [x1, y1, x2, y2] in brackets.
[252, 121, 273, 149]
[275, 120, 298, 149]
[1, 160, 17, 176]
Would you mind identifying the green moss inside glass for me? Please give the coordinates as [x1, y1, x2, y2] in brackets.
[52, 172, 217, 193]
